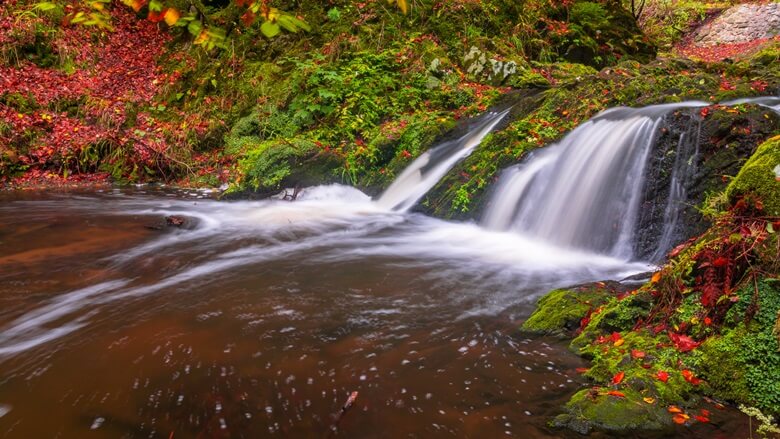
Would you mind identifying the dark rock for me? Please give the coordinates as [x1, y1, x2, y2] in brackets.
[633, 104, 780, 261]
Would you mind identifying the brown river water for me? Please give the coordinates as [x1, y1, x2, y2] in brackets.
[0, 187, 754, 438]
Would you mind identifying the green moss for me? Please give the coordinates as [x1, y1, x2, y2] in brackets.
[696, 329, 751, 403]
[238, 137, 322, 192]
[552, 387, 670, 434]
[726, 136, 780, 216]
[521, 287, 610, 336]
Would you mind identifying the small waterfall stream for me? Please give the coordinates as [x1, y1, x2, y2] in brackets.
[377, 109, 509, 211]
[481, 102, 708, 258]
[0, 97, 775, 437]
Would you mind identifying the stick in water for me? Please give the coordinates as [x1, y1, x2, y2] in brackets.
[327, 391, 359, 437]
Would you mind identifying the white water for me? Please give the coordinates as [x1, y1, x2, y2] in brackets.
[482, 102, 709, 258]
[721, 96, 780, 114]
[0, 186, 651, 357]
[377, 110, 509, 211]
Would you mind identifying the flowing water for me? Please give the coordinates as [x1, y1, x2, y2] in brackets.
[377, 110, 509, 212]
[482, 102, 709, 259]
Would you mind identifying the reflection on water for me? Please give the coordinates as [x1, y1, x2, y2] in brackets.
[0, 187, 750, 437]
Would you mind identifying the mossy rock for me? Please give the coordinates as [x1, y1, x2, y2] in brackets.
[232, 138, 343, 197]
[726, 135, 780, 216]
[552, 387, 671, 434]
[521, 285, 613, 337]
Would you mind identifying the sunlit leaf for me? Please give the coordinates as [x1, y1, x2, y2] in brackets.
[163, 8, 180, 26]
[148, 0, 163, 12]
[187, 20, 202, 36]
[260, 20, 280, 38]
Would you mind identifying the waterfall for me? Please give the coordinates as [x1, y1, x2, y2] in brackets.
[481, 102, 708, 259]
[377, 109, 509, 211]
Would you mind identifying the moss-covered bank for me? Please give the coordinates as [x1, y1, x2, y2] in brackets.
[524, 134, 780, 434]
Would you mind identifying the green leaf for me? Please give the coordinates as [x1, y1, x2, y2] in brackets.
[187, 20, 202, 36]
[277, 15, 298, 33]
[768, 222, 776, 234]
[34, 2, 59, 11]
[148, 0, 163, 12]
[210, 79, 217, 88]
[260, 20, 280, 38]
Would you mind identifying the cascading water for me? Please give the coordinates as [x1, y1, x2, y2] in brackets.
[482, 102, 709, 259]
[377, 109, 509, 211]
[722, 96, 780, 114]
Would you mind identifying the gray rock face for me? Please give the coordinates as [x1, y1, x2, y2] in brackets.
[693, 3, 780, 47]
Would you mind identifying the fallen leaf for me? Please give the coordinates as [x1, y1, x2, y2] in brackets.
[668, 405, 683, 414]
[612, 371, 625, 385]
[643, 397, 656, 404]
[656, 370, 669, 383]
[673, 413, 689, 424]
[651, 272, 662, 283]
[631, 349, 646, 359]
[681, 369, 702, 386]
[606, 390, 625, 398]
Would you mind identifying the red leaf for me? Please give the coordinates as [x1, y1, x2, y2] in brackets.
[656, 370, 669, 383]
[695, 415, 710, 423]
[631, 349, 646, 359]
[612, 371, 625, 385]
[669, 332, 701, 352]
[673, 413, 689, 424]
[575, 367, 589, 374]
[606, 390, 625, 398]
[681, 369, 702, 386]
[712, 256, 729, 267]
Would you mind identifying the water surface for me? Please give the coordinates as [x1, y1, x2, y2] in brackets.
[0, 187, 751, 438]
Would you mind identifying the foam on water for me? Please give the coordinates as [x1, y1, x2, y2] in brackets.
[0, 185, 648, 358]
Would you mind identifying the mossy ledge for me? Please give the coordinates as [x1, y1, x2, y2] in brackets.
[528, 134, 780, 434]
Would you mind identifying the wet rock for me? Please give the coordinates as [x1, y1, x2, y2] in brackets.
[552, 387, 671, 434]
[633, 104, 780, 261]
[166, 215, 186, 227]
[520, 282, 630, 338]
[726, 134, 780, 216]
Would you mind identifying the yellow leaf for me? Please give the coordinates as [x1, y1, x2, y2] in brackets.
[614, 339, 624, 347]
[651, 272, 661, 283]
[397, 0, 408, 14]
[164, 8, 180, 26]
[194, 30, 208, 45]
[643, 397, 656, 404]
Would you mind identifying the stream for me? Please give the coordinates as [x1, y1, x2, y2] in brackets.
[0, 187, 754, 438]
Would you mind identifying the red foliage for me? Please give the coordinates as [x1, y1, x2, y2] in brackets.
[681, 369, 702, 386]
[669, 332, 701, 352]
[0, 2, 182, 185]
[676, 36, 780, 62]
